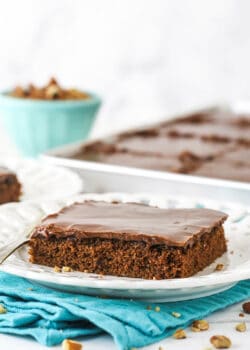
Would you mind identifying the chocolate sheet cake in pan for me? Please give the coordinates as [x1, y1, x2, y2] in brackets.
[71, 108, 250, 182]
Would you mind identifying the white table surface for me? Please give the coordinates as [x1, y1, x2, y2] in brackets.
[0, 127, 249, 349]
[0, 303, 249, 349]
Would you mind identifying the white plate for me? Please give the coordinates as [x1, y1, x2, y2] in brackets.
[0, 193, 249, 302]
[0, 157, 83, 201]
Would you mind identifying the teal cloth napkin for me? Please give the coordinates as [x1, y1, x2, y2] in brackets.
[0, 272, 249, 349]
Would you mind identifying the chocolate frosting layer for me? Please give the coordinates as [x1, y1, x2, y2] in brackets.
[165, 120, 250, 143]
[115, 135, 234, 159]
[31, 201, 228, 247]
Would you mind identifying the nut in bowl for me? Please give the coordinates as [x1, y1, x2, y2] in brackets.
[0, 78, 101, 157]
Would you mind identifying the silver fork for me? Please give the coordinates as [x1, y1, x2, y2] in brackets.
[0, 223, 37, 265]
[0, 238, 30, 264]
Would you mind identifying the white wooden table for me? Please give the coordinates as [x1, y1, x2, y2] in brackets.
[0, 303, 249, 349]
[0, 126, 249, 349]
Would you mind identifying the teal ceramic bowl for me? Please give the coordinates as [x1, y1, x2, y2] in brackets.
[0, 92, 101, 157]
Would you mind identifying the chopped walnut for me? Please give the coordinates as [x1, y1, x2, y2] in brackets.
[45, 83, 61, 99]
[215, 263, 224, 271]
[235, 322, 246, 332]
[0, 305, 7, 314]
[54, 266, 61, 273]
[173, 329, 186, 339]
[62, 339, 82, 350]
[62, 266, 73, 272]
[242, 301, 250, 314]
[210, 335, 231, 349]
[10, 78, 90, 101]
[191, 319, 209, 332]
[239, 312, 245, 317]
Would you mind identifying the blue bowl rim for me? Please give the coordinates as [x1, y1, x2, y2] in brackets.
[0, 90, 102, 109]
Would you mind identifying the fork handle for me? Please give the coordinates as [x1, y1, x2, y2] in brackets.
[0, 238, 30, 265]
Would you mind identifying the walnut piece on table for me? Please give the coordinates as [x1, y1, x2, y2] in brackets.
[62, 339, 82, 350]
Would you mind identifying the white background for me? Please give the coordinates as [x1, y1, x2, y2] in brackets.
[0, 1, 249, 348]
[1, 0, 250, 142]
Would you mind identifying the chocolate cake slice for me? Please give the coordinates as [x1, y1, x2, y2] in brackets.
[29, 201, 228, 279]
[0, 167, 21, 204]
